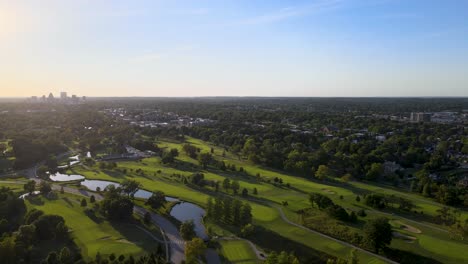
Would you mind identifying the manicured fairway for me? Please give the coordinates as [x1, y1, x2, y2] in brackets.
[220, 240, 258, 264]
[67, 136, 468, 264]
[25, 193, 159, 259]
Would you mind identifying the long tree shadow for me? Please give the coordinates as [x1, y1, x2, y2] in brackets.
[109, 222, 162, 254]
[383, 248, 443, 264]
[246, 226, 332, 264]
[28, 195, 45, 205]
[62, 197, 74, 207]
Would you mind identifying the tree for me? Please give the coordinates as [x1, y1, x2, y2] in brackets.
[309, 193, 333, 209]
[185, 237, 206, 263]
[46, 251, 59, 264]
[315, 165, 332, 180]
[0, 236, 16, 263]
[162, 148, 179, 164]
[182, 144, 198, 159]
[232, 199, 242, 226]
[198, 152, 212, 169]
[0, 219, 8, 234]
[80, 198, 87, 207]
[223, 197, 232, 223]
[364, 217, 392, 253]
[90, 195, 96, 203]
[101, 195, 134, 221]
[222, 178, 231, 191]
[180, 220, 196, 241]
[341, 173, 352, 182]
[356, 196, 361, 202]
[190, 172, 205, 186]
[365, 163, 383, 180]
[23, 180, 36, 194]
[206, 197, 214, 217]
[39, 181, 52, 195]
[145, 191, 166, 209]
[253, 187, 258, 195]
[364, 194, 386, 209]
[16, 224, 36, 246]
[59, 247, 72, 264]
[121, 179, 141, 198]
[144, 212, 151, 224]
[213, 197, 223, 220]
[241, 223, 255, 237]
[242, 188, 248, 197]
[349, 211, 358, 222]
[240, 203, 253, 226]
[231, 180, 240, 194]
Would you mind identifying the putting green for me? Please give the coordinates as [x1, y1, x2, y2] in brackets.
[220, 240, 259, 264]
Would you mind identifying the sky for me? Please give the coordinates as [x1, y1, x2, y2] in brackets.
[0, 0, 467, 97]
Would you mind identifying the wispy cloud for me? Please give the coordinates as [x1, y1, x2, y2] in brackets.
[172, 8, 210, 16]
[105, 9, 147, 18]
[129, 45, 196, 63]
[237, 0, 345, 25]
[129, 53, 166, 63]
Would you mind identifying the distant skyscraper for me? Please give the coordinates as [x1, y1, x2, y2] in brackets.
[48, 93, 55, 101]
[410, 112, 431, 122]
[60, 92, 67, 99]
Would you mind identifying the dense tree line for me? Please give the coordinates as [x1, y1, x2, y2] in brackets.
[309, 193, 356, 222]
[206, 197, 252, 227]
[0, 187, 77, 263]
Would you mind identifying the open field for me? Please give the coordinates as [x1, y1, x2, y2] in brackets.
[57, 136, 468, 263]
[219, 240, 259, 264]
[24, 191, 160, 260]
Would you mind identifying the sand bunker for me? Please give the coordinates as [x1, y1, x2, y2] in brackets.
[117, 239, 135, 244]
[321, 188, 336, 194]
[394, 220, 422, 234]
[393, 232, 417, 243]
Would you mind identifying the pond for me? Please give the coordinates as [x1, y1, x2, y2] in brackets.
[80, 179, 178, 201]
[170, 202, 208, 239]
[49, 175, 207, 239]
[49, 172, 85, 181]
[57, 154, 81, 169]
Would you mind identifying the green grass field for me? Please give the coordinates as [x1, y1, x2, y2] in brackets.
[62, 136, 468, 263]
[24, 192, 160, 260]
[219, 240, 259, 264]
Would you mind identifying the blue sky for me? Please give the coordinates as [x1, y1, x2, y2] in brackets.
[0, 0, 467, 97]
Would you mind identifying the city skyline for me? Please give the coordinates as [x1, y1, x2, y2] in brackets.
[1, 0, 468, 97]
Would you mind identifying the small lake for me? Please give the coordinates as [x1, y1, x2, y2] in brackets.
[80, 179, 178, 201]
[48, 172, 206, 239]
[49, 172, 85, 181]
[57, 154, 81, 169]
[170, 202, 207, 239]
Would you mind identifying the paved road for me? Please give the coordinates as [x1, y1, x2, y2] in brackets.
[6, 159, 187, 264]
[205, 249, 221, 264]
[46, 182, 185, 263]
